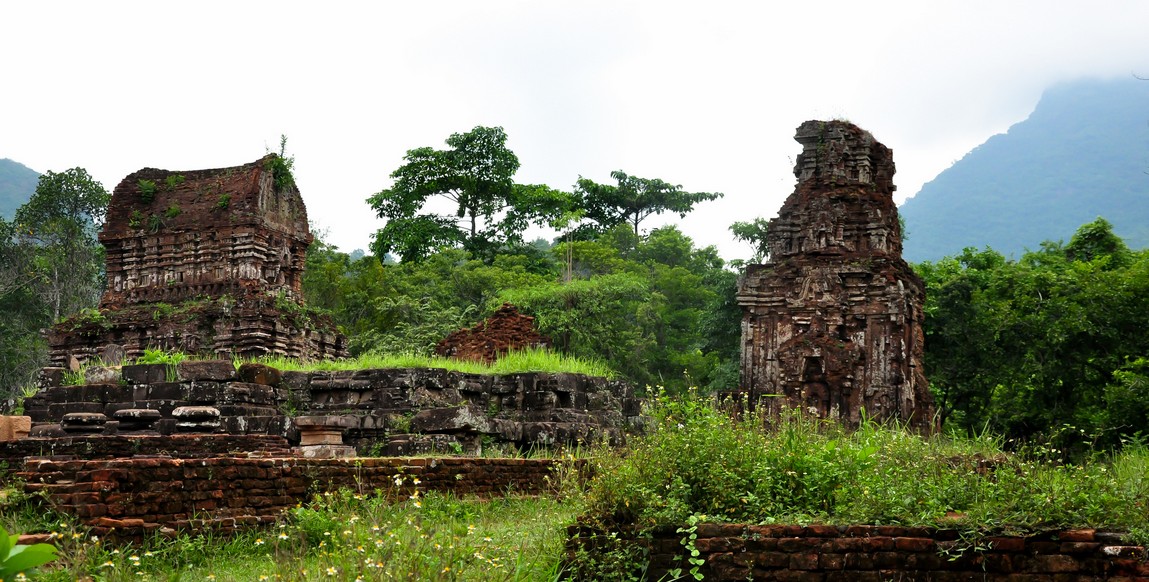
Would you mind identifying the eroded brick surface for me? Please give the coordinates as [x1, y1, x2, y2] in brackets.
[47, 155, 348, 364]
[567, 526, 1149, 581]
[435, 303, 550, 363]
[17, 456, 565, 538]
[737, 120, 935, 430]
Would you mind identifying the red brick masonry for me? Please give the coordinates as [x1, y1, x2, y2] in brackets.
[567, 523, 1149, 581]
[18, 456, 561, 538]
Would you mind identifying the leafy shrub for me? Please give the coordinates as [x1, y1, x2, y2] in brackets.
[0, 524, 58, 580]
[163, 174, 185, 190]
[582, 391, 1149, 539]
[137, 179, 157, 203]
[134, 348, 186, 367]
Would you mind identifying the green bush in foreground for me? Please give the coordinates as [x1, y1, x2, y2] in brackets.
[582, 390, 1149, 543]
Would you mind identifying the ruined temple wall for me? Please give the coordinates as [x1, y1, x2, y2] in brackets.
[47, 297, 347, 365]
[18, 456, 562, 538]
[26, 364, 640, 453]
[100, 157, 311, 306]
[737, 121, 933, 429]
[568, 524, 1148, 580]
[103, 226, 308, 305]
[49, 155, 347, 364]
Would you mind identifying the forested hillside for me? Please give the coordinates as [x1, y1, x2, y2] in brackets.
[0, 158, 39, 219]
[899, 78, 1149, 262]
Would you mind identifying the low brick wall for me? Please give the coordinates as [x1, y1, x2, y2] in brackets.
[0, 434, 291, 466]
[18, 456, 560, 538]
[568, 524, 1149, 580]
[26, 363, 641, 453]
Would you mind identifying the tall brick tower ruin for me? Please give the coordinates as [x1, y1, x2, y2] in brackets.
[736, 120, 934, 430]
[47, 155, 348, 364]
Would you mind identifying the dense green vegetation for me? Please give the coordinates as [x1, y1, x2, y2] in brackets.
[919, 217, 1149, 454]
[0, 168, 109, 399]
[583, 392, 1149, 539]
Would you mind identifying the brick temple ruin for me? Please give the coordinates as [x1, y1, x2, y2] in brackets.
[47, 155, 348, 364]
[435, 303, 551, 363]
[736, 120, 935, 430]
[1, 154, 641, 538]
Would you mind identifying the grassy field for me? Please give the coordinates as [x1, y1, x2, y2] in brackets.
[8, 489, 580, 581]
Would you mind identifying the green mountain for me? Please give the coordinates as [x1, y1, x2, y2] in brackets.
[0, 158, 39, 220]
[899, 78, 1149, 262]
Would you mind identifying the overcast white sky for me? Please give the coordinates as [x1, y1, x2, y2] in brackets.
[4, 1, 1149, 261]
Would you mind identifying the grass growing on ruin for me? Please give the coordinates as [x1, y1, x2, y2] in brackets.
[581, 390, 1149, 543]
[18, 489, 580, 581]
[250, 347, 616, 378]
[56, 347, 616, 388]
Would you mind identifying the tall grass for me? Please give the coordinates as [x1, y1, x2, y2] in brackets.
[24, 488, 580, 581]
[249, 347, 615, 378]
[582, 390, 1149, 542]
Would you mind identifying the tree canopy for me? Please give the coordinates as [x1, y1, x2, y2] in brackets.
[13, 168, 109, 322]
[368, 126, 572, 262]
[0, 167, 109, 400]
[917, 217, 1149, 455]
[573, 170, 722, 237]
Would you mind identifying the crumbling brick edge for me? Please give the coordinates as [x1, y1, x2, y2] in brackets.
[566, 523, 1149, 580]
[14, 456, 570, 540]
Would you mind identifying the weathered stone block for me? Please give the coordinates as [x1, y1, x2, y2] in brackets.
[61, 412, 108, 434]
[177, 360, 236, 382]
[38, 368, 65, 389]
[172, 406, 220, 433]
[146, 383, 187, 401]
[83, 384, 132, 403]
[0, 416, 31, 441]
[84, 366, 121, 385]
[113, 409, 161, 431]
[122, 364, 169, 384]
[238, 364, 282, 387]
[410, 406, 496, 434]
